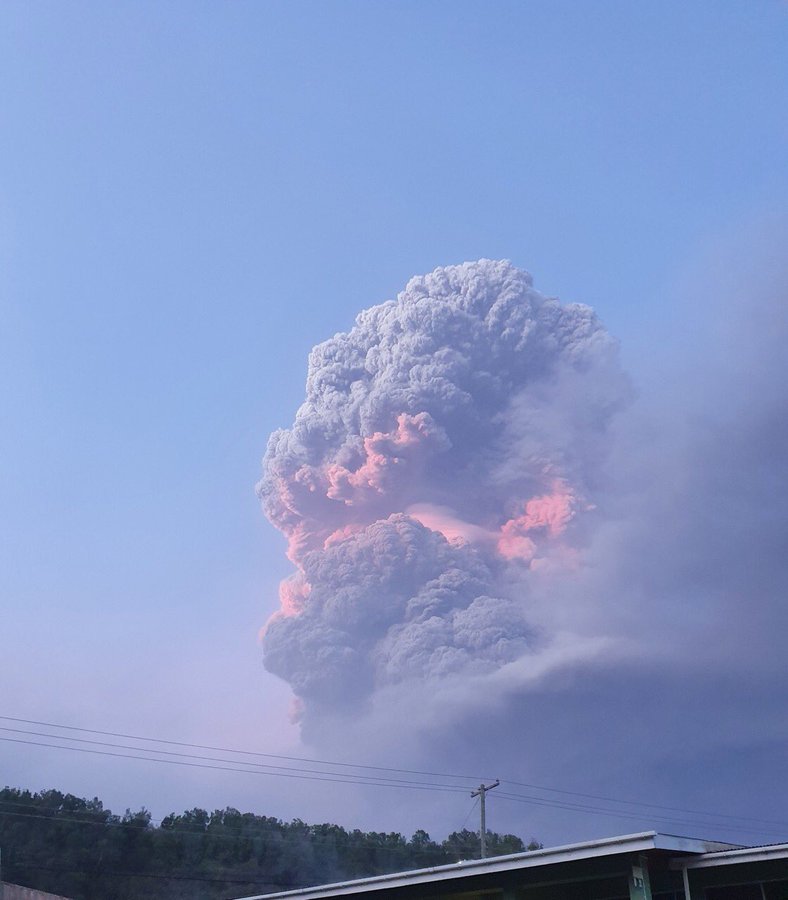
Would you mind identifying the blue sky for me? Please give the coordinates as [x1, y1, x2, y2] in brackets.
[1, 1, 787, 845]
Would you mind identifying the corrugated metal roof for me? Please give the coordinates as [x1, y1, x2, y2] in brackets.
[235, 831, 741, 900]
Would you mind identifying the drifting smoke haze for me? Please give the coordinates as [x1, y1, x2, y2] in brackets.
[257, 256, 788, 841]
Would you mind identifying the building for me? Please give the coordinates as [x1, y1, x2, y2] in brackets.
[235, 831, 788, 900]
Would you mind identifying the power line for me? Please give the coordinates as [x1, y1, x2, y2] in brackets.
[0, 726, 472, 792]
[9, 860, 303, 888]
[0, 736, 471, 795]
[5, 741, 783, 846]
[2, 787, 785, 860]
[0, 715, 486, 783]
[2, 713, 785, 840]
[0, 806, 465, 857]
[493, 791, 787, 841]
[500, 779, 788, 830]
[459, 797, 479, 832]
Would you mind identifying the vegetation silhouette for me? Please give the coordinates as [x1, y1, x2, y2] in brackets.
[0, 787, 541, 900]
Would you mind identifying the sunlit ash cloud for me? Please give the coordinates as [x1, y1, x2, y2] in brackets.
[254, 252, 788, 842]
[257, 260, 630, 724]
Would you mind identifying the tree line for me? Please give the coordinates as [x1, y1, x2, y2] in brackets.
[0, 787, 541, 900]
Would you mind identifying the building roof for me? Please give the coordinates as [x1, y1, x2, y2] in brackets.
[236, 831, 741, 900]
[671, 840, 788, 870]
[1, 883, 76, 900]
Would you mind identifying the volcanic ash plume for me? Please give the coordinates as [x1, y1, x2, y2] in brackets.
[258, 260, 629, 723]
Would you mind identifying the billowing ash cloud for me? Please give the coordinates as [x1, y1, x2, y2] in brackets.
[252, 247, 788, 844]
[258, 260, 630, 721]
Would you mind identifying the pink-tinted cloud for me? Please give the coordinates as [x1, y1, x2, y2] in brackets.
[326, 412, 448, 505]
[405, 503, 496, 547]
[257, 261, 628, 722]
[278, 572, 311, 617]
[497, 480, 577, 561]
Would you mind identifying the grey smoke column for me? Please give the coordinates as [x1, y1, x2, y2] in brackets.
[258, 260, 628, 721]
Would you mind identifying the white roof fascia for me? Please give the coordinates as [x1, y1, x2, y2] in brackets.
[237, 832, 733, 900]
[671, 842, 788, 870]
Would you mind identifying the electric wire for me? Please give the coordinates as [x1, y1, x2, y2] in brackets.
[493, 791, 786, 841]
[0, 798, 478, 857]
[459, 797, 480, 832]
[9, 860, 303, 888]
[4, 737, 784, 844]
[500, 779, 788, 829]
[0, 807, 470, 862]
[6, 713, 782, 831]
[0, 736, 471, 795]
[2, 713, 786, 842]
[0, 726, 473, 792]
[0, 715, 486, 783]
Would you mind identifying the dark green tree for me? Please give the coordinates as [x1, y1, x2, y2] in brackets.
[0, 786, 537, 900]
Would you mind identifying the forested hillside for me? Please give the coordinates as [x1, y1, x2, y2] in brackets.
[0, 787, 541, 900]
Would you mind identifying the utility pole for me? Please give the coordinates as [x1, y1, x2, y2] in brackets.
[471, 780, 499, 859]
